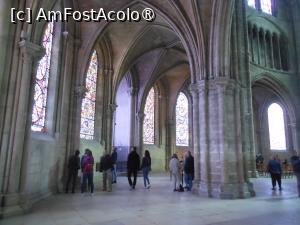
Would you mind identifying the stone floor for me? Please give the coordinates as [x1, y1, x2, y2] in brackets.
[1, 174, 299, 225]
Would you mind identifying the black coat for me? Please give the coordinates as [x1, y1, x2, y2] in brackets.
[127, 151, 140, 171]
[68, 155, 80, 171]
[100, 154, 113, 171]
[184, 155, 194, 174]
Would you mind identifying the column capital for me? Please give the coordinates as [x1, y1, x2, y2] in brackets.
[103, 68, 114, 76]
[108, 103, 118, 113]
[189, 81, 207, 95]
[128, 87, 138, 96]
[62, 31, 81, 47]
[19, 40, 45, 60]
[74, 85, 88, 99]
[137, 112, 145, 121]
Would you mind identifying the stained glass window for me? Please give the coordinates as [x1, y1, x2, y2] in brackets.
[143, 88, 155, 144]
[268, 103, 287, 150]
[31, 22, 54, 132]
[176, 92, 189, 146]
[247, 0, 256, 8]
[80, 51, 98, 139]
[261, 0, 272, 14]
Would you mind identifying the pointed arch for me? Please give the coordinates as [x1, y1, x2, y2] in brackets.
[80, 50, 99, 139]
[176, 92, 189, 146]
[143, 87, 155, 144]
[267, 103, 287, 150]
[31, 22, 54, 132]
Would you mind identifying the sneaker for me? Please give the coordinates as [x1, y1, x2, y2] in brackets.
[173, 189, 178, 192]
[147, 185, 151, 189]
[279, 187, 282, 191]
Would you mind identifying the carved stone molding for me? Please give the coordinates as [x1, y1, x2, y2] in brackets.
[19, 40, 45, 61]
[74, 85, 88, 99]
[137, 112, 145, 121]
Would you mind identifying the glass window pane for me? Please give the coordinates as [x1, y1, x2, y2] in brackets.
[248, 0, 256, 8]
[176, 92, 189, 146]
[31, 22, 54, 132]
[143, 88, 155, 144]
[268, 103, 287, 150]
[80, 51, 98, 139]
[261, 0, 272, 14]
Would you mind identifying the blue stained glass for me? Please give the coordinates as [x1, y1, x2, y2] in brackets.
[31, 22, 54, 132]
[80, 51, 98, 139]
[176, 92, 189, 146]
[143, 88, 155, 144]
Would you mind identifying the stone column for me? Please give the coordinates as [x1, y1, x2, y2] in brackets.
[166, 118, 175, 165]
[106, 103, 117, 154]
[270, 33, 275, 68]
[129, 87, 138, 147]
[189, 83, 201, 192]
[290, 123, 299, 154]
[137, 112, 145, 157]
[0, 39, 44, 217]
[256, 29, 261, 65]
[247, 24, 254, 62]
[276, 34, 282, 70]
[211, 78, 252, 199]
[263, 30, 267, 67]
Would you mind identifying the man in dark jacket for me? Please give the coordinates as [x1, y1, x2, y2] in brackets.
[267, 156, 282, 191]
[65, 150, 80, 193]
[100, 153, 113, 192]
[290, 155, 300, 197]
[184, 151, 194, 191]
[127, 147, 140, 189]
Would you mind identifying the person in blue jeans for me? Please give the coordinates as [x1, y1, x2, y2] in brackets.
[81, 149, 94, 195]
[141, 150, 151, 189]
[184, 151, 194, 191]
[111, 148, 118, 183]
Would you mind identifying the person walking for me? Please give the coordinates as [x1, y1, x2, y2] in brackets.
[169, 153, 180, 192]
[111, 148, 118, 183]
[290, 155, 300, 197]
[267, 156, 282, 191]
[81, 149, 94, 195]
[184, 151, 194, 191]
[65, 150, 80, 193]
[141, 150, 151, 189]
[127, 147, 140, 190]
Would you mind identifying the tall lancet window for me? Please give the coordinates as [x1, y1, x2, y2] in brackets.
[268, 103, 287, 150]
[143, 87, 155, 144]
[247, 0, 256, 8]
[176, 92, 189, 146]
[31, 22, 54, 132]
[261, 0, 272, 14]
[80, 51, 98, 140]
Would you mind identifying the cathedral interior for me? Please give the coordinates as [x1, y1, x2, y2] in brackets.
[0, 0, 300, 224]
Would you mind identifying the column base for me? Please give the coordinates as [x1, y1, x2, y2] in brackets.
[248, 170, 258, 178]
[0, 191, 52, 218]
[192, 181, 256, 199]
[0, 193, 26, 218]
[219, 182, 255, 199]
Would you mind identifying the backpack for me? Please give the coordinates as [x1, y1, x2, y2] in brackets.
[178, 184, 184, 192]
[85, 163, 93, 173]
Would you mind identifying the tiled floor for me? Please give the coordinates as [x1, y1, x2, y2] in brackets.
[1, 175, 299, 225]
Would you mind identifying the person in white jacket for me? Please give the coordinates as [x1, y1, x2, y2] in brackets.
[169, 153, 180, 191]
